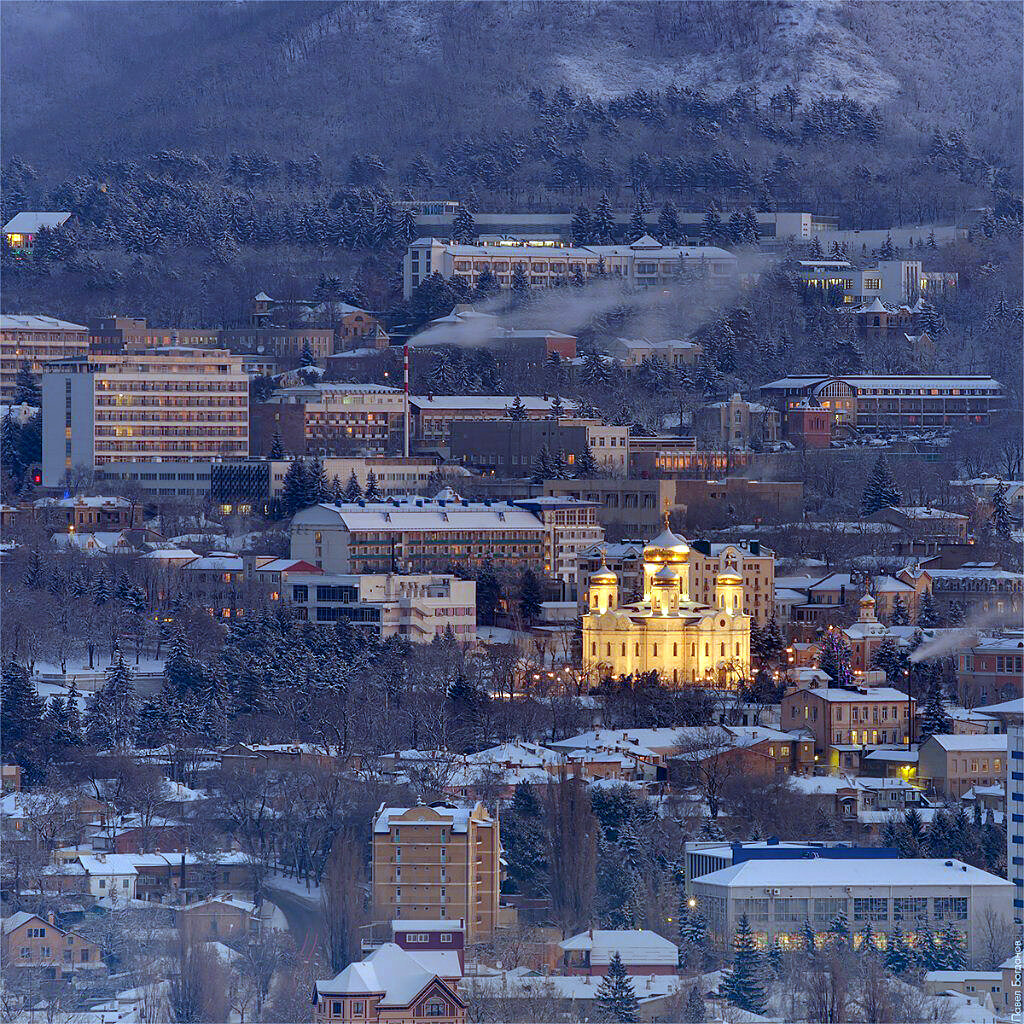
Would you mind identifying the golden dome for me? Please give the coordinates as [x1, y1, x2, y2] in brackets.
[859, 593, 876, 606]
[644, 512, 690, 563]
[716, 571, 742, 584]
[590, 551, 617, 584]
[653, 565, 680, 584]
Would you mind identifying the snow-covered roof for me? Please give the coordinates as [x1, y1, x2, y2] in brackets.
[254, 558, 322, 574]
[693, 857, 1012, 889]
[391, 919, 464, 932]
[411, 395, 577, 413]
[885, 506, 969, 521]
[586, 241, 736, 261]
[797, 686, 913, 703]
[373, 803, 490, 834]
[922, 734, 1008, 753]
[76, 854, 139, 876]
[559, 929, 677, 965]
[37, 495, 132, 509]
[3, 212, 73, 234]
[140, 548, 200, 561]
[294, 502, 544, 534]
[180, 553, 245, 570]
[314, 943, 459, 1004]
[549, 728, 690, 754]
[2, 911, 40, 934]
[762, 374, 1002, 393]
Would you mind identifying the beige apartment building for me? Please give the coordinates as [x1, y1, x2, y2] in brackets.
[41, 347, 248, 486]
[689, 540, 776, 627]
[0, 314, 89, 401]
[918, 734, 1008, 799]
[372, 803, 501, 944]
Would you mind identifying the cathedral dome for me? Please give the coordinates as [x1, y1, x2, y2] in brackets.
[590, 551, 617, 585]
[644, 513, 690, 563]
[653, 565, 680, 583]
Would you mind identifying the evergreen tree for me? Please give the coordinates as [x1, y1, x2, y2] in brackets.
[279, 459, 310, 517]
[299, 341, 316, 367]
[364, 470, 382, 501]
[699, 201, 722, 246]
[532, 444, 554, 483]
[878, 233, 896, 260]
[766, 938, 784, 976]
[163, 629, 204, 696]
[12, 362, 40, 406]
[829, 911, 851, 949]
[914, 922, 940, 971]
[722, 914, 767, 1015]
[575, 445, 601, 478]
[84, 651, 138, 749]
[506, 395, 528, 421]
[0, 661, 46, 771]
[1, 412, 24, 481]
[595, 952, 640, 1023]
[343, 469, 363, 502]
[917, 589, 939, 627]
[861, 455, 902, 515]
[683, 986, 706, 1024]
[550, 447, 568, 480]
[859, 920, 877, 955]
[518, 569, 543, 623]
[65, 680, 82, 740]
[885, 924, 911, 973]
[571, 204, 593, 243]
[475, 564, 502, 625]
[818, 629, 853, 688]
[678, 895, 709, 968]
[451, 206, 477, 243]
[657, 201, 681, 244]
[991, 481, 1013, 538]
[890, 594, 910, 625]
[939, 926, 967, 970]
[329, 474, 343, 502]
[269, 429, 285, 459]
[511, 263, 528, 294]
[305, 455, 330, 505]
[629, 203, 647, 240]
[592, 194, 615, 244]
[918, 671, 951, 739]
[802, 920, 817, 956]
[809, 234, 823, 258]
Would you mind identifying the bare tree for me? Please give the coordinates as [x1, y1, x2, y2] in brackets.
[169, 939, 231, 1023]
[798, 948, 856, 1023]
[671, 726, 741, 819]
[320, 825, 367, 974]
[975, 904, 1015, 968]
[544, 768, 598, 936]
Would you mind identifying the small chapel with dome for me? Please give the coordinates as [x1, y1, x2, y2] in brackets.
[582, 516, 751, 688]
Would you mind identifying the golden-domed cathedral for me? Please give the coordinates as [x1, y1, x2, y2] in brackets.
[582, 517, 751, 688]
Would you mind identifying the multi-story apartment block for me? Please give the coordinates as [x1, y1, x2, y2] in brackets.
[918, 734, 1008, 799]
[689, 540, 775, 627]
[448, 418, 628, 477]
[780, 685, 915, 772]
[796, 258, 957, 306]
[1, 911, 103, 981]
[0, 314, 89, 400]
[690, 852, 1014, 962]
[252, 383, 406, 455]
[512, 497, 604, 599]
[900, 564, 1023, 624]
[286, 571, 476, 642]
[371, 803, 501, 944]
[403, 235, 738, 298]
[954, 636, 1024, 705]
[41, 347, 248, 486]
[290, 498, 546, 575]
[33, 495, 143, 533]
[761, 374, 1004, 436]
[410, 395, 572, 450]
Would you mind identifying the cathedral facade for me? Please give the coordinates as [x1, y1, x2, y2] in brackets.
[582, 520, 751, 688]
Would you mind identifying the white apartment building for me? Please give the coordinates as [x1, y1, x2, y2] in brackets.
[403, 235, 738, 298]
[691, 856, 1015, 964]
[42, 348, 248, 486]
[285, 571, 476, 642]
[0, 314, 89, 401]
[796, 259, 957, 306]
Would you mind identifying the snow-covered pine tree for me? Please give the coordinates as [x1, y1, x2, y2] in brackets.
[657, 201, 681, 244]
[269, 429, 285, 459]
[342, 469, 363, 502]
[683, 985, 706, 1024]
[885, 924, 911, 973]
[629, 203, 647, 240]
[859, 920, 877, 955]
[595, 951, 640, 1023]
[305, 455, 329, 506]
[85, 649, 138, 750]
[917, 589, 939, 627]
[861, 454, 902, 515]
[766, 938, 784, 975]
[722, 914, 767, 1014]
[890, 595, 910, 625]
[939, 925, 967, 970]
[878, 233, 896, 260]
[452, 206, 477, 243]
[808, 234, 823, 258]
[574, 445, 600, 478]
[699, 201, 722, 246]
[279, 459, 310, 517]
[532, 444, 554, 483]
[678, 896, 709, 968]
[802, 919, 817, 956]
[505, 395, 528, 421]
[991, 481, 1013, 538]
[914, 921, 940, 971]
[592, 194, 615, 244]
[330, 475, 343, 503]
[364, 470, 382, 502]
[549, 448, 568, 480]
[918, 670, 951, 739]
[829, 911, 851, 949]
[571, 204, 593, 243]
[12, 362, 40, 407]
[818, 629, 852, 688]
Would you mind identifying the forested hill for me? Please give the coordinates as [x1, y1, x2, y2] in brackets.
[3, 0, 1021, 180]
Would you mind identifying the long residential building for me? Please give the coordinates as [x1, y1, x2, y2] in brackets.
[41, 347, 248, 487]
[291, 498, 548, 574]
[403, 234, 737, 298]
[410, 394, 573, 449]
[760, 374, 1005, 437]
[0, 314, 90, 401]
[795, 258, 957, 306]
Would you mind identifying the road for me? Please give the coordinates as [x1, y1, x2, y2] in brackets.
[265, 879, 324, 963]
